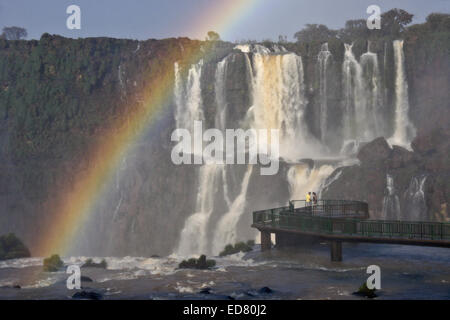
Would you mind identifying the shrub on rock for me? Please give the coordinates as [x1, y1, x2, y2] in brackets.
[354, 282, 377, 298]
[81, 258, 107, 269]
[43, 254, 64, 272]
[178, 255, 216, 270]
[0, 233, 31, 261]
[219, 240, 255, 257]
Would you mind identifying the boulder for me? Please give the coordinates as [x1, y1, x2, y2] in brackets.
[199, 287, 212, 294]
[0, 285, 21, 289]
[258, 286, 274, 294]
[72, 290, 103, 300]
[357, 137, 391, 164]
[388, 146, 414, 169]
[80, 276, 93, 283]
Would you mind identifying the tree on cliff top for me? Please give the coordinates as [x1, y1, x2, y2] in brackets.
[294, 24, 337, 43]
[425, 13, 450, 32]
[294, 8, 414, 43]
[381, 8, 413, 36]
[1, 26, 27, 40]
[206, 31, 221, 41]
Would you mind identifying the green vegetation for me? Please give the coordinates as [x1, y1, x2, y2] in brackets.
[43, 254, 64, 272]
[81, 258, 107, 269]
[206, 31, 221, 42]
[219, 240, 255, 257]
[355, 282, 377, 298]
[0, 233, 30, 260]
[178, 255, 216, 270]
[294, 8, 415, 44]
[1, 26, 27, 40]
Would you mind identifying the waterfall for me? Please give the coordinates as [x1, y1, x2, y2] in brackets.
[403, 175, 427, 221]
[239, 44, 321, 160]
[212, 165, 253, 255]
[318, 43, 332, 143]
[319, 168, 343, 198]
[175, 56, 236, 256]
[342, 44, 366, 143]
[214, 58, 232, 207]
[360, 50, 383, 138]
[287, 164, 335, 200]
[388, 40, 416, 149]
[174, 61, 204, 134]
[174, 60, 217, 256]
[176, 164, 221, 256]
[382, 174, 401, 220]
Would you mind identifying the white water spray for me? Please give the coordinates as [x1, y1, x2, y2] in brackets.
[212, 165, 254, 254]
[389, 40, 416, 149]
[403, 175, 427, 221]
[176, 164, 221, 256]
[287, 164, 335, 200]
[318, 43, 332, 142]
[382, 174, 401, 220]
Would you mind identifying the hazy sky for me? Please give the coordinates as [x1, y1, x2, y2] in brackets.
[0, 0, 448, 41]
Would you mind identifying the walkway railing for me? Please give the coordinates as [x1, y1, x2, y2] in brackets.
[289, 200, 369, 218]
[253, 200, 369, 222]
[253, 209, 450, 241]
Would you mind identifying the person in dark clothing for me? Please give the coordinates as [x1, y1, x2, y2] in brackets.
[312, 192, 317, 205]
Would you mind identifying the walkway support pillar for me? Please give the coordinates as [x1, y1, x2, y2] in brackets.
[261, 230, 271, 251]
[330, 240, 342, 262]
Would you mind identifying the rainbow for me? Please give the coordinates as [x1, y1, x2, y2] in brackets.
[35, 0, 260, 257]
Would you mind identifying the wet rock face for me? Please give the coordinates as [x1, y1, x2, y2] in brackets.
[387, 146, 414, 169]
[357, 137, 392, 165]
[323, 130, 449, 222]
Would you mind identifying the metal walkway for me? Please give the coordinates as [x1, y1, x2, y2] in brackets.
[252, 200, 450, 261]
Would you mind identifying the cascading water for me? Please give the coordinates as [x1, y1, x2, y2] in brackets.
[382, 174, 401, 220]
[342, 43, 385, 146]
[242, 45, 322, 160]
[287, 164, 335, 200]
[176, 164, 221, 256]
[212, 165, 254, 255]
[173, 41, 423, 258]
[174, 60, 218, 256]
[214, 58, 232, 207]
[360, 50, 383, 138]
[174, 61, 204, 133]
[388, 40, 416, 149]
[318, 43, 332, 143]
[403, 175, 427, 221]
[342, 43, 364, 144]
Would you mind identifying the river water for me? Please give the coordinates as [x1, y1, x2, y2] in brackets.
[0, 243, 448, 300]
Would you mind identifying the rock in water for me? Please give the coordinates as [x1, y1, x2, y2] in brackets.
[0, 285, 21, 289]
[199, 287, 211, 294]
[72, 290, 103, 300]
[80, 276, 93, 283]
[258, 287, 274, 294]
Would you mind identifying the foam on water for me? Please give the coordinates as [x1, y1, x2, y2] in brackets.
[0, 257, 43, 269]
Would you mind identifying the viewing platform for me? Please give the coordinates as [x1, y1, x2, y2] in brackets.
[252, 200, 450, 261]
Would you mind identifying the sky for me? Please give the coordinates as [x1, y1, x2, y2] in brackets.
[0, 0, 448, 41]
